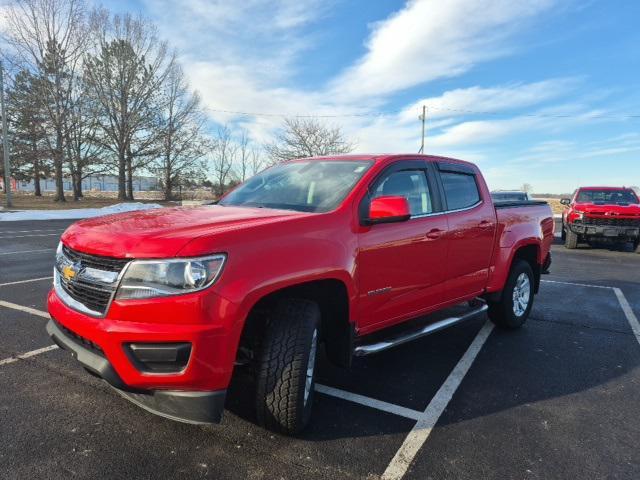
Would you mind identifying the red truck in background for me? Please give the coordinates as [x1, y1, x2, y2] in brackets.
[561, 187, 640, 252]
[47, 154, 554, 434]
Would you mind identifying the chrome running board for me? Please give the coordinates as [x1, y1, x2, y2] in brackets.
[354, 304, 488, 356]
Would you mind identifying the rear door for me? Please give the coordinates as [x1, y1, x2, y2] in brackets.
[436, 162, 497, 301]
[356, 160, 449, 333]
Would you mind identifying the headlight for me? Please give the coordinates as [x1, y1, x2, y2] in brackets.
[116, 254, 226, 300]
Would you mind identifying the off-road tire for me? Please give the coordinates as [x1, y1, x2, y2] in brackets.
[255, 299, 321, 435]
[565, 229, 578, 249]
[488, 260, 534, 329]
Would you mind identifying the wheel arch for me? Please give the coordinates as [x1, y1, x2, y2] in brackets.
[486, 241, 541, 302]
[238, 278, 354, 368]
[512, 243, 541, 293]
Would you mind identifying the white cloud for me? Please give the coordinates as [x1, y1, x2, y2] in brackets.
[137, 0, 638, 194]
[398, 78, 578, 122]
[143, 0, 331, 81]
[330, 0, 556, 100]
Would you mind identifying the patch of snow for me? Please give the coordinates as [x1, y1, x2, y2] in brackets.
[0, 202, 162, 222]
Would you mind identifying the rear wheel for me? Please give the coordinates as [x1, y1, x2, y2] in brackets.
[488, 260, 534, 329]
[565, 229, 578, 249]
[255, 299, 320, 435]
[561, 224, 566, 241]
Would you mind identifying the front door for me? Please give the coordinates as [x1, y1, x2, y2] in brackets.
[356, 161, 449, 334]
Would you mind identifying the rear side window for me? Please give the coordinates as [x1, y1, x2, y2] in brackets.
[441, 172, 481, 210]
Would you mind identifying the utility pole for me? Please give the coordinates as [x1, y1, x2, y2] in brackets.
[418, 105, 426, 154]
[0, 60, 12, 208]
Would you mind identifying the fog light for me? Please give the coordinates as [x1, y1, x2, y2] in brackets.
[125, 342, 191, 373]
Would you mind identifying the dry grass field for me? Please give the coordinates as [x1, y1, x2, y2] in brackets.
[535, 197, 565, 215]
[0, 190, 216, 210]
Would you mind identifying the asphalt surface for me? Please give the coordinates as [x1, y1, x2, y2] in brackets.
[1, 218, 639, 479]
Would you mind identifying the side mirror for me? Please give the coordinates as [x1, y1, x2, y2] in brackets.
[560, 198, 571, 206]
[367, 195, 411, 225]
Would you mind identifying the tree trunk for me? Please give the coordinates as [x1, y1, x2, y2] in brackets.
[164, 156, 172, 200]
[164, 176, 172, 200]
[126, 152, 134, 201]
[117, 148, 126, 200]
[76, 174, 83, 198]
[72, 169, 83, 201]
[53, 128, 66, 201]
[33, 158, 42, 197]
[54, 153, 65, 202]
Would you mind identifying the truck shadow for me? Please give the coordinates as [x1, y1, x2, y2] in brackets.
[224, 317, 487, 440]
[223, 279, 639, 442]
[553, 235, 637, 252]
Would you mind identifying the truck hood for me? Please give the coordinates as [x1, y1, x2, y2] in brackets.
[61, 205, 307, 258]
[574, 202, 640, 218]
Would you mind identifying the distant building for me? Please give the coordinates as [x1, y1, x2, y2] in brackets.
[13, 175, 160, 193]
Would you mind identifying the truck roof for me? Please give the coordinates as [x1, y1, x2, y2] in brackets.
[297, 153, 475, 166]
[578, 186, 633, 191]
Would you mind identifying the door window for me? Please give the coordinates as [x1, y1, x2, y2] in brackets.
[440, 172, 481, 210]
[372, 170, 433, 217]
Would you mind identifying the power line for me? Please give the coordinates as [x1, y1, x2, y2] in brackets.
[204, 107, 400, 118]
[204, 105, 640, 120]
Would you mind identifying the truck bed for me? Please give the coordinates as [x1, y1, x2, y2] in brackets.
[494, 200, 549, 209]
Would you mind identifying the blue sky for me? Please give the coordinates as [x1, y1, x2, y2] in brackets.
[97, 1, 640, 192]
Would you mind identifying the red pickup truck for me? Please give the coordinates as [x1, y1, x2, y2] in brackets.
[561, 187, 640, 252]
[47, 154, 553, 434]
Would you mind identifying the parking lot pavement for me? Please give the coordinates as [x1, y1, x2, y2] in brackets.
[0, 219, 72, 284]
[1, 220, 639, 479]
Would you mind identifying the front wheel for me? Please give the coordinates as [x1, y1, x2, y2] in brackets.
[255, 299, 321, 435]
[488, 260, 535, 329]
[565, 229, 578, 249]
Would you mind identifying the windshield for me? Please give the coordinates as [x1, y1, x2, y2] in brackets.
[219, 160, 373, 213]
[576, 189, 639, 205]
[492, 192, 527, 202]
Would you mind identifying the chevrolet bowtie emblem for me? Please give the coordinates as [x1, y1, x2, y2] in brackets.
[61, 263, 81, 281]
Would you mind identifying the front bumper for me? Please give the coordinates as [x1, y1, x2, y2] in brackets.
[568, 223, 640, 240]
[47, 318, 226, 424]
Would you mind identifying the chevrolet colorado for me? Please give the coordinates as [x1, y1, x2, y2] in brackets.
[47, 154, 553, 434]
[561, 187, 640, 251]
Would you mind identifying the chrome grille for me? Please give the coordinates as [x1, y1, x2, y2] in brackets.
[62, 245, 129, 272]
[55, 246, 129, 317]
[583, 217, 640, 227]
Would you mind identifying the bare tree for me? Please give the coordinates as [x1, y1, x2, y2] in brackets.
[64, 75, 106, 200]
[264, 117, 355, 164]
[152, 64, 207, 200]
[234, 131, 266, 183]
[84, 10, 174, 200]
[236, 130, 251, 183]
[521, 183, 533, 194]
[210, 125, 236, 197]
[5, 0, 90, 201]
[250, 146, 265, 177]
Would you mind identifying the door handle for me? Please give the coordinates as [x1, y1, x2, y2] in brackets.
[426, 228, 444, 239]
[478, 220, 493, 228]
